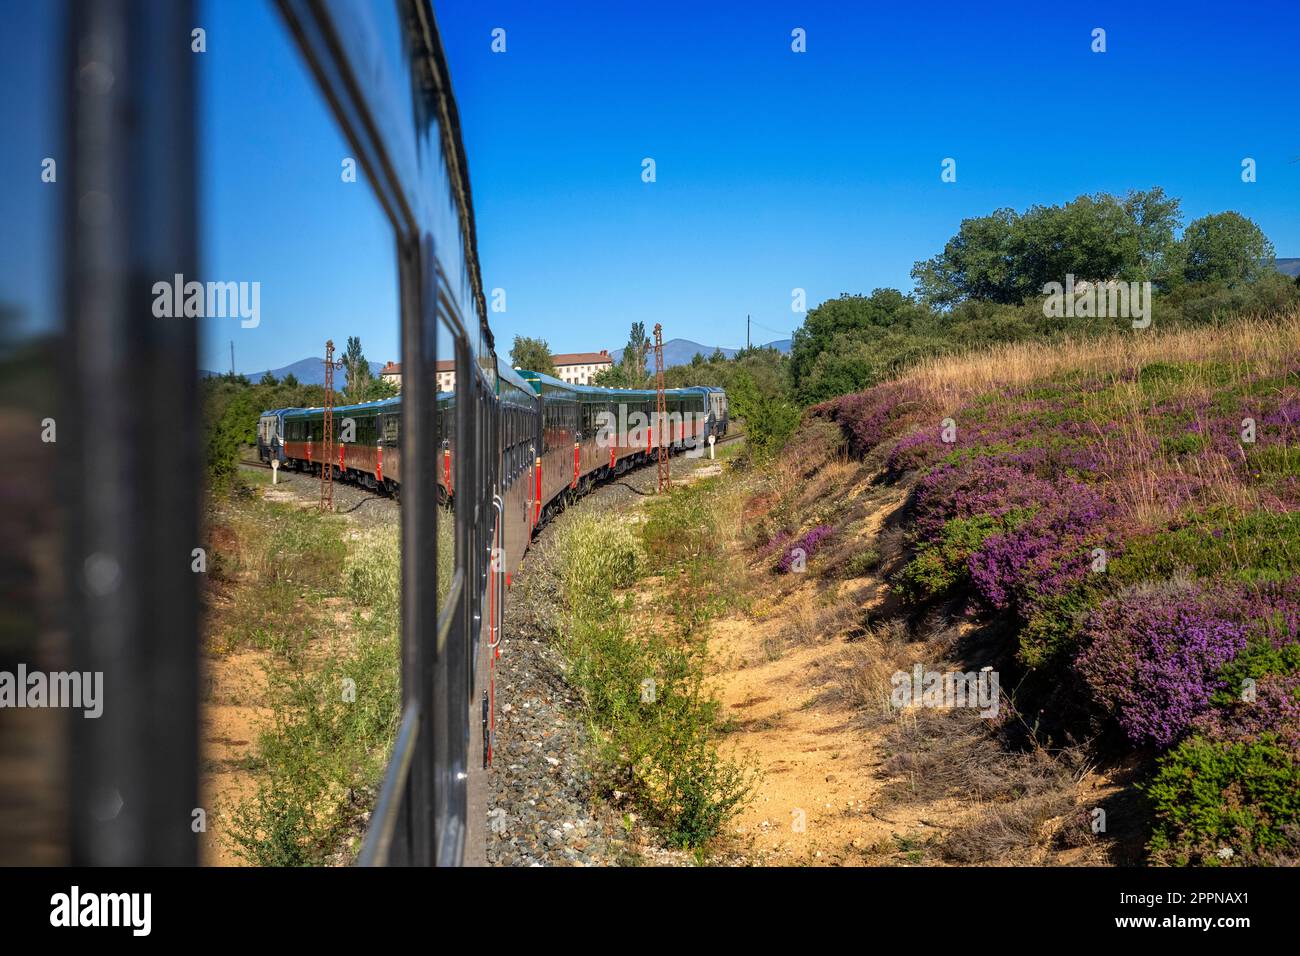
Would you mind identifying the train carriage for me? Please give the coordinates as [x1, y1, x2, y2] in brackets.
[514, 370, 579, 523]
[256, 407, 303, 465]
[514, 371, 714, 519]
[496, 364, 543, 567]
[700, 385, 729, 439]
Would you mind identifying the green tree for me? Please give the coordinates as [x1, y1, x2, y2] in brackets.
[622, 322, 649, 386]
[509, 335, 555, 375]
[1023, 193, 1142, 286]
[342, 336, 375, 402]
[260, 371, 279, 387]
[912, 207, 1021, 306]
[351, 375, 399, 402]
[1123, 187, 1183, 287]
[789, 289, 932, 397]
[912, 189, 1187, 306]
[729, 369, 799, 459]
[593, 363, 631, 387]
[282, 372, 300, 389]
[1181, 211, 1275, 286]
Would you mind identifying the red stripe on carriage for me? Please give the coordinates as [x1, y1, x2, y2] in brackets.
[534, 457, 542, 523]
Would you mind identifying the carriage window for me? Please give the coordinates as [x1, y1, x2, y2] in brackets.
[195, 0, 405, 866]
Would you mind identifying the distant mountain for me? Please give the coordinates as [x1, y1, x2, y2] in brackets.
[201, 357, 386, 384]
[609, 337, 790, 368]
[1275, 258, 1300, 278]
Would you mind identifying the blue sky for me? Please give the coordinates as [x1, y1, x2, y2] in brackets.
[0, 0, 61, 342]
[438, 0, 1300, 355]
[2, 2, 1297, 372]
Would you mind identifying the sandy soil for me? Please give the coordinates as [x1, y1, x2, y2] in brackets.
[696, 472, 1115, 866]
[200, 649, 272, 866]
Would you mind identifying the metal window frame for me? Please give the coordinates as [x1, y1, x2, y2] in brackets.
[274, 0, 494, 867]
[61, 0, 494, 866]
[63, 0, 200, 866]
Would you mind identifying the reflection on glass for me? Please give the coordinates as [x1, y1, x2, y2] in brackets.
[196, 0, 401, 867]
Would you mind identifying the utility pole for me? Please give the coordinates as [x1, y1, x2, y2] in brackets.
[654, 323, 669, 493]
[320, 339, 344, 513]
[746, 314, 750, 351]
[229, 340, 234, 376]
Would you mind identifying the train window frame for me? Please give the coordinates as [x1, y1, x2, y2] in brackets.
[269, 0, 497, 867]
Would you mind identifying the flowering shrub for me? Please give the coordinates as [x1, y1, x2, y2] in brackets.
[810, 381, 926, 459]
[757, 528, 792, 558]
[910, 459, 1056, 539]
[1191, 674, 1300, 752]
[1076, 583, 1249, 748]
[895, 512, 1025, 603]
[818, 344, 1300, 864]
[776, 524, 834, 574]
[965, 482, 1119, 610]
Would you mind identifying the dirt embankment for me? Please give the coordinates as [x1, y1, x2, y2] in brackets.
[657, 427, 1133, 866]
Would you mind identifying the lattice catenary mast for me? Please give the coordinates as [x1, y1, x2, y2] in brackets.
[654, 323, 669, 493]
[320, 339, 344, 513]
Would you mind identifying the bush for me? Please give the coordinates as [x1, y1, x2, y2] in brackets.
[1110, 511, 1300, 587]
[1146, 736, 1300, 866]
[895, 512, 1025, 603]
[1213, 639, 1300, 708]
[1017, 584, 1102, 668]
[1076, 582, 1248, 748]
[843, 546, 882, 578]
[554, 499, 755, 848]
[228, 777, 323, 867]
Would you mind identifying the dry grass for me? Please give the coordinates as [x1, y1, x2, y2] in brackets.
[1075, 384, 1263, 524]
[876, 312, 1300, 534]
[757, 585, 869, 661]
[900, 312, 1300, 410]
[941, 792, 1077, 864]
[834, 643, 906, 720]
[828, 618, 916, 719]
[880, 709, 1075, 806]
